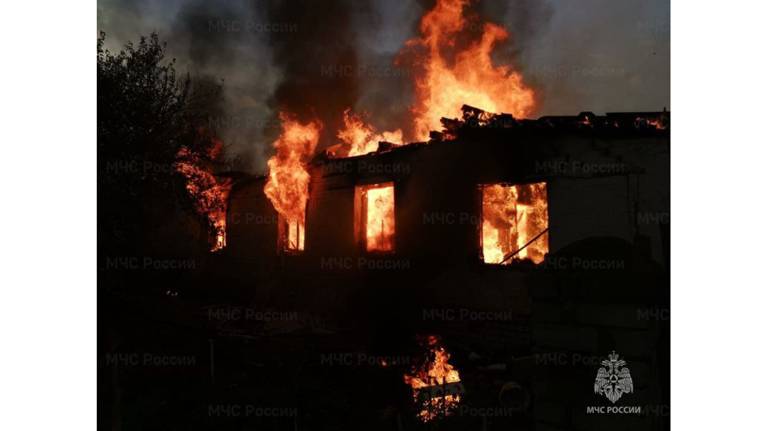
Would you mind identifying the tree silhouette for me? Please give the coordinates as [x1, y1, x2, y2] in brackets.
[98, 32, 223, 260]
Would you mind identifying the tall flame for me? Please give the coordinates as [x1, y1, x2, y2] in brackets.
[403, 0, 536, 139]
[175, 143, 232, 252]
[329, 0, 537, 158]
[264, 113, 322, 251]
[404, 336, 463, 422]
[364, 183, 395, 252]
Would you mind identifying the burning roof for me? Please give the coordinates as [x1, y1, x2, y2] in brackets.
[250, 0, 669, 272]
[317, 104, 670, 163]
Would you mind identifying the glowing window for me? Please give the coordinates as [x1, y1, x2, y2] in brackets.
[355, 182, 395, 252]
[278, 214, 305, 252]
[481, 182, 549, 264]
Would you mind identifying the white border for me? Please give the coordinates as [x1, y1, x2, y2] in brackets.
[673, 0, 768, 429]
[0, 0, 96, 430]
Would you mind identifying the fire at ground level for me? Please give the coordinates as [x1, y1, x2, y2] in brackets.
[99, 243, 669, 431]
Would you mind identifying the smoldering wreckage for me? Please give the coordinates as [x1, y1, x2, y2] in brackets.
[102, 0, 669, 429]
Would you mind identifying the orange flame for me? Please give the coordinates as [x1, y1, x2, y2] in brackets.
[326, 0, 537, 158]
[646, 117, 667, 130]
[404, 336, 463, 422]
[364, 183, 395, 252]
[174, 144, 232, 252]
[403, 0, 536, 139]
[264, 113, 322, 251]
[482, 182, 548, 264]
[337, 110, 403, 157]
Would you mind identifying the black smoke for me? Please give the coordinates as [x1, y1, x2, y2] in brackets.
[98, 0, 670, 172]
[263, 0, 361, 150]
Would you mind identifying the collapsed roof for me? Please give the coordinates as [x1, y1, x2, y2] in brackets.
[319, 104, 670, 162]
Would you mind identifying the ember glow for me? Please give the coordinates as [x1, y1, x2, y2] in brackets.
[280, 217, 305, 252]
[642, 116, 668, 130]
[403, 0, 536, 140]
[337, 110, 403, 157]
[404, 336, 463, 422]
[357, 183, 395, 252]
[174, 144, 232, 252]
[264, 113, 322, 252]
[482, 182, 549, 264]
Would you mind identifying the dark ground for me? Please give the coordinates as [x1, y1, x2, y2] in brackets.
[98, 256, 540, 431]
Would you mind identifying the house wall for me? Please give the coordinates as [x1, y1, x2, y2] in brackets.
[226, 176, 278, 259]
[221, 127, 670, 426]
[226, 132, 669, 268]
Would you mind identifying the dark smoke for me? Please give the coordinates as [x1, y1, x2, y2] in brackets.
[263, 0, 361, 152]
[168, 0, 276, 172]
[98, 0, 670, 172]
[99, 0, 280, 173]
[480, 0, 554, 53]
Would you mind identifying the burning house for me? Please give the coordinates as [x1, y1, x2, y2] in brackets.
[94, 0, 674, 428]
[219, 0, 669, 289]
[225, 106, 669, 277]
[217, 105, 669, 427]
[139, 0, 669, 426]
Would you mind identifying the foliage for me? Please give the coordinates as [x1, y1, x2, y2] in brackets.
[98, 32, 223, 257]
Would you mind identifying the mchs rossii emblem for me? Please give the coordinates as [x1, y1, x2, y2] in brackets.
[594, 351, 633, 403]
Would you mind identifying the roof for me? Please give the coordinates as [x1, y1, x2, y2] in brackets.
[314, 105, 670, 164]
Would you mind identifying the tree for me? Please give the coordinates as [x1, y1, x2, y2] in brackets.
[98, 32, 222, 259]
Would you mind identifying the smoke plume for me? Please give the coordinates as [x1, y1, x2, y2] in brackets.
[98, 0, 669, 172]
